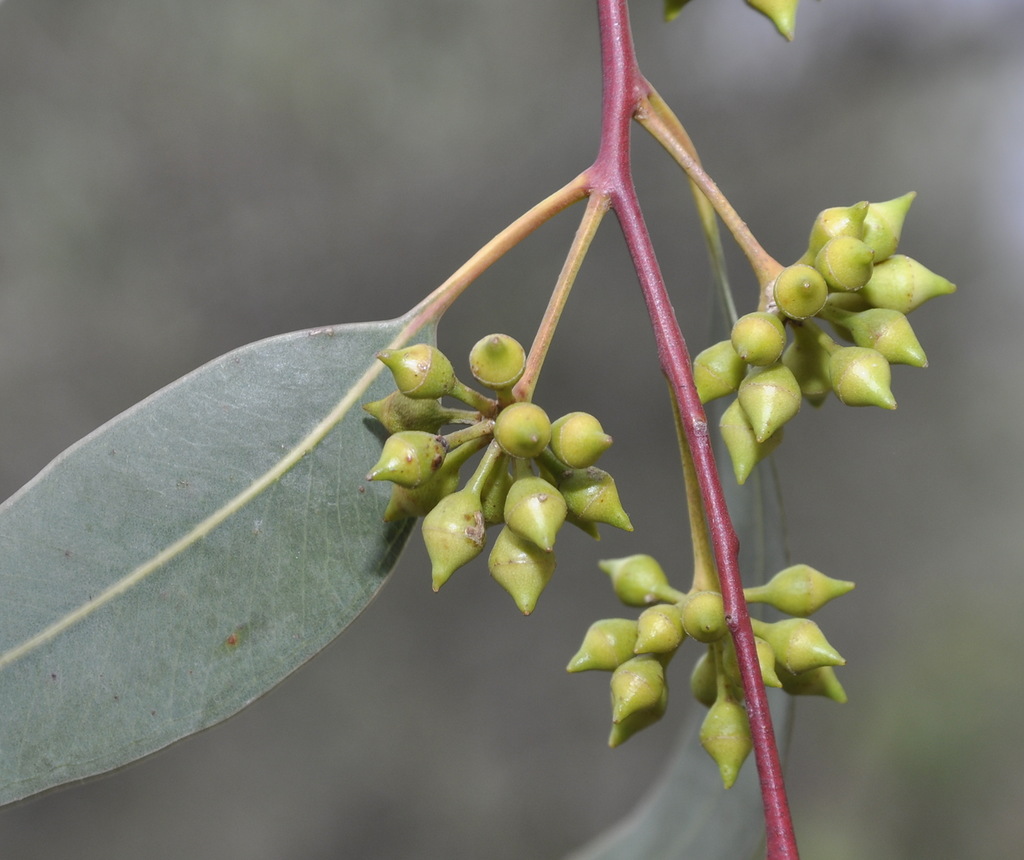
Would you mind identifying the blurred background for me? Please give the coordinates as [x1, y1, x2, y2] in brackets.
[0, 0, 1021, 857]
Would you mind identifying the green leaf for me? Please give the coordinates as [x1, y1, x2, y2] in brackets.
[0, 310, 433, 806]
[566, 465, 793, 859]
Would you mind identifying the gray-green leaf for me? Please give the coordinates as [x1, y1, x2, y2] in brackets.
[0, 311, 433, 806]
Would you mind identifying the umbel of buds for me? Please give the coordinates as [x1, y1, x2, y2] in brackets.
[569, 551, 853, 787]
[696, 192, 955, 483]
[364, 333, 631, 615]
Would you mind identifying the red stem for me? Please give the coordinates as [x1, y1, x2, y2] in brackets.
[588, 2, 798, 857]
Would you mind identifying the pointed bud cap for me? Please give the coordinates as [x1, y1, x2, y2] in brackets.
[550, 412, 613, 468]
[862, 192, 916, 262]
[468, 333, 527, 390]
[814, 235, 875, 292]
[366, 431, 448, 488]
[755, 617, 845, 674]
[700, 697, 753, 789]
[377, 344, 456, 399]
[598, 554, 679, 607]
[681, 590, 728, 643]
[694, 340, 747, 403]
[488, 526, 556, 614]
[737, 362, 802, 443]
[502, 475, 567, 551]
[608, 684, 668, 747]
[558, 467, 633, 532]
[610, 655, 667, 724]
[635, 603, 685, 655]
[731, 312, 787, 367]
[493, 402, 552, 459]
[777, 665, 848, 702]
[807, 201, 868, 258]
[859, 254, 956, 314]
[719, 398, 784, 484]
[843, 308, 928, 367]
[690, 650, 718, 708]
[422, 488, 487, 591]
[567, 618, 639, 672]
[773, 264, 829, 319]
[746, 0, 799, 40]
[782, 324, 832, 406]
[829, 347, 896, 409]
[745, 564, 855, 616]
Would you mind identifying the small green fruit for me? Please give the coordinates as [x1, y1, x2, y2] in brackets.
[558, 467, 633, 531]
[772, 264, 828, 319]
[377, 344, 456, 399]
[567, 618, 640, 672]
[753, 617, 845, 674]
[700, 696, 752, 789]
[488, 526, 556, 614]
[719, 398, 784, 484]
[731, 312, 787, 367]
[744, 564, 855, 617]
[634, 603, 685, 655]
[828, 347, 896, 409]
[366, 431, 448, 488]
[862, 192, 916, 262]
[693, 340, 747, 403]
[421, 488, 486, 591]
[814, 235, 875, 292]
[737, 362, 802, 443]
[599, 554, 679, 607]
[844, 309, 927, 367]
[549, 412, 613, 468]
[493, 402, 552, 459]
[610, 655, 666, 724]
[859, 254, 957, 314]
[681, 590, 728, 643]
[503, 475, 567, 552]
[469, 333, 527, 390]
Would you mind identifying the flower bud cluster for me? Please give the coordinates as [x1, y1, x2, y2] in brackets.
[692, 192, 956, 483]
[365, 333, 631, 614]
[568, 555, 853, 786]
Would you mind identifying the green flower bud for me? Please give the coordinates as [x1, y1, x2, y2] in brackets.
[377, 344, 456, 399]
[363, 391, 464, 434]
[608, 683, 668, 747]
[690, 649, 718, 707]
[823, 305, 928, 367]
[814, 235, 875, 292]
[493, 401, 552, 459]
[730, 312, 787, 367]
[634, 603, 685, 655]
[753, 617, 845, 674]
[737, 363, 802, 443]
[828, 346, 896, 409]
[549, 412, 613, 468]
[744, 564, 855, 617]
[598, 555, 680, 607]
[862, 191, 916, 262]
[366, 431, 448, 488]
[772, 264, 829, 320]
[558, 467, 633, 532]
[681, 590, 728, 643]
[468, 333, 527, 390]
[694, 340, 747, 403]
[479, 456, 513, 526]
[382, 437, 483, 520]
[502, 475, 567, 552]
[859, 254, 957, 314]
[805, 201, 868, 259]
[782, 323, 832, 406]
[776, 665, 848, 703]
[421, 488, 486, 591]
[610, 655, 666, 724]
[567, 618, 640, 672]
[746, 0, 799, 40]
[719, 398, 784, 484]
[488, 526, 556, 615]
[700, 696, 752, 789]
[721, 637, 782, 689]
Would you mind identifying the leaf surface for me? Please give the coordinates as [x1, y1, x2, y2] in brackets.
[0, 312, 432, 806]
[566, 463, 793, 860]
